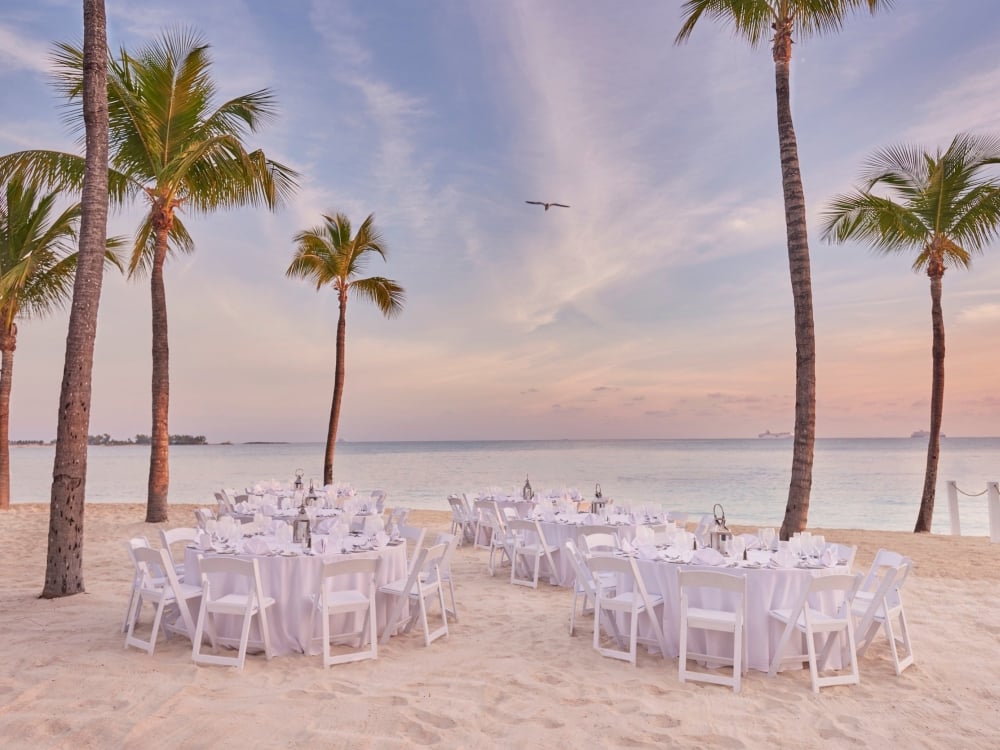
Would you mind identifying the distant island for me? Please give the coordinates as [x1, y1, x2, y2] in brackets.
[758, 430, 792, 439]
[96, 433, 208, 446]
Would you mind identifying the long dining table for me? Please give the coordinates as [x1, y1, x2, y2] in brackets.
[183, 537, 408, 657]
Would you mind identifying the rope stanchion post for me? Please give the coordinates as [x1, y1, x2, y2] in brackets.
[988, 482, 1000, 544]
[947, 480, 961, 536]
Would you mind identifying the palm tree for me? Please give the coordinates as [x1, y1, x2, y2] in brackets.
[675, 0, 888, 539]
[0, 29, 298, 523]
[287, 213, 405, 485]
[822, 133, 1000, 532]
[43, 0, 110, 598]
[0, 179, 121, 511]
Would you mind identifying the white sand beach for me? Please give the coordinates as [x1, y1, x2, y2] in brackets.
[1, 504, 999, 749]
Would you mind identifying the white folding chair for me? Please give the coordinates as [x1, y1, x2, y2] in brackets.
[849, 559, 914, 675]
[587, 555, 667, 665]
[830, 543, 858, 571]
[315, 556, 381, 667]
[486, 503, 514, 576]
[123, 536, 158, 633]
[397, 524, 427, 572]
[192, 557, 275, 670]
[158, 526, 199, 578]
[379, 544, 449, 647]
[447, 495, 475, 545]
[768, 573, 862, 692]
[577, 529, 620, 556]
[508, 519, 560, 588]
[386, 507, 410, 529]
[564, 539, 616, 636]
[472, 499, 495, 551]
[194, 507, 215, 530]
[432, 532, 460, 622]
[125, 546, 201, 655]
[677, 570, 748, 693]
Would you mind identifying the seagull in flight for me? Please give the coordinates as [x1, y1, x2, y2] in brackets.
[525, 201, 570, 211]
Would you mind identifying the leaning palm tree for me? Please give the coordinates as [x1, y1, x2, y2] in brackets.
[675, 0, 889, 539]
[822, 132, 1000, 533]
[1, 29, 298, 523]
[43, 0, 110, 598]
[0, 179, 121, 512]
[287, 213, 405, 485]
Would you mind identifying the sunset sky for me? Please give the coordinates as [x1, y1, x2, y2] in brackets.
[2, 0, 999, 442]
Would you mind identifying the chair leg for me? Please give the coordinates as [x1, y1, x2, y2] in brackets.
[732, 621, 743, 693]
[805, 629, 820, 694]
[678, 616, 688, 684]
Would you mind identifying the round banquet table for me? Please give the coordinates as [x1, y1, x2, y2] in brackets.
[611, 556, 850, 672]
[183, 540, 408, 657]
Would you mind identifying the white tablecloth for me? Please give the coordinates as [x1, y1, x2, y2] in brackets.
[537, 521, 638, 586]
[623, 559, 848, 672]
[183, 541, 408, 656]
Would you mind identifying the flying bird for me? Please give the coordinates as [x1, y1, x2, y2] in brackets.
[525, 201, 570, 211]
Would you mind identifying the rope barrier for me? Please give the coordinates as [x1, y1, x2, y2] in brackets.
[954, 485, 989, 497]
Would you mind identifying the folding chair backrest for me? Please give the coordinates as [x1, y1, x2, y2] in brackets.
[586, 553, 633, 580]
[578, 532, 618, 556]
[433, 533, 459, 578]
[321, 555, 379, 582]
[564, 539, 597, 597]
[860, 549, 906, 593]
[133, 545, 174, 588]
[678, 569, 746, 596]
[796, 573, 862, 625]
[448, 496, 467, 521]
[199, 556, 266, 608]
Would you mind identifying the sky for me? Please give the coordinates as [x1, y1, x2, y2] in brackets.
[1, 0, 999, 442]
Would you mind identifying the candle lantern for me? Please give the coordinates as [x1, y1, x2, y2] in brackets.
[293, 468, 304, 491]
[522, 475, 533, 501]
[709, 503, 733, 553]
[590, 482, 606, 514]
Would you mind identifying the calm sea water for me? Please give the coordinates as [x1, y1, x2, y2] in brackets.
[9, 438, 999, 534]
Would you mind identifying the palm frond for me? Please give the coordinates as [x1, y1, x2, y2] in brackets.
[350, 276, 405, 318]
[127, 212, 195, 279]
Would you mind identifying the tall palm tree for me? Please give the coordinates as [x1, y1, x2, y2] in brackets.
[43, 0, 109, 598]
[822, 133, 1000, 532]
[0, 179, 121, 511]
[1, 29, 298, 523]
[287, 213, 405, 485]
[675, 0, 889, 539]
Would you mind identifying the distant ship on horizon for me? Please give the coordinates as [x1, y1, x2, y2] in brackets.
[758, 429, 792, 439]
[910, 430, 945, 438]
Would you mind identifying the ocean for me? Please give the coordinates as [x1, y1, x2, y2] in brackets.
[8, 438, 998, 534]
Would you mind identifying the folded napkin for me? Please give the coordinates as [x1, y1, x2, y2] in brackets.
[821, 547, 838, 567]
[374, 531, 390, 548]
[770, 549, 797, 568]
[199, 532, 212, 551]
[244, 537, 272, 555]
[691, 547, 726, 566]
[620, 537, 636, 554]
[637, 544, 658, 561]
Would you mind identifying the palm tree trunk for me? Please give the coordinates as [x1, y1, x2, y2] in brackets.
[915, 272, 945, 532]
[323, 290, 348, 485]
[0, 328, 15, 511]
[773, 27, 817, 541]
[146, 215, 171, 522]
[43, 0, 109, 598]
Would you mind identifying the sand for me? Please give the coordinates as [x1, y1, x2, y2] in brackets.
[1, 503, 999, 749]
